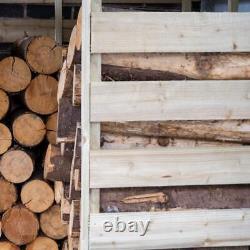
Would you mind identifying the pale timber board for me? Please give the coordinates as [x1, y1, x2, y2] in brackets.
[91, 12, 250, 53]
[89, 209, 250, 249]
[91, 80, 250, 122]
[90, 147, 250, 188]
[0, 0, 190, 3]
[0, 18, 74, 43]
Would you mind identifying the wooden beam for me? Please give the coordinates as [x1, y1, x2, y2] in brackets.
[90, 209, 250, 249]
[90, 147, 250, 188]
[182, 0, 192, 11]
[91, 80, 250, 122]
[228, 0, 239, 12]
[91, 12, 250, 53]
[55, 0, 63, 45]
[0, 18, 74, 43]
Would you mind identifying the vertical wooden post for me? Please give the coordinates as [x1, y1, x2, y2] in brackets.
[81, 0, 91, 249]
[55, 0, 63, 45]
[182, 0, 192, 11]
[228, 0, 239, 12]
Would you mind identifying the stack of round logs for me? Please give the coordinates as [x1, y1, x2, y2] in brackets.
[0, 36, 67, 250]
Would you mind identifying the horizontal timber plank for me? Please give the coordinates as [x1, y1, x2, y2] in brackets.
[91, 12, 250, 53]
[90, 147, 250, 188]
[0, 18, 74, 43]
[91, 80, 250, 122]
[0, 0, 190, 3]
[90, 209, 250, 249]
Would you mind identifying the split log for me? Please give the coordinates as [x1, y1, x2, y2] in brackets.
[66, 26, 80, 69]
[57, 61, 73, 102]
[21, 179, 54, 213]
[121, 192, 168, 204]
[2, 205, 39, 246]
[72, 64, 81, 106]
[101, 120, 250, 144]
[0, 178, 17, 213]
[40, 205, 68, 240]
[0, 242, 20, 250]
[12, 112, 46, 147]
[69, 200, 80, 238]
[75, 7, 82, 51]
[46, 112, 58, 145]
[44, 143, 73, 182]
[0, 57, 31, 93]
[68, 237, 79, 250]
[61, 194, 71, 224]
[0, 89, 9, 120]
[24, 75, 58, 115]
[0, 123, 12, 155]
[102, 53, 250, 80]
[15, 36, 62, 74]
[26, 237, 58, 250]
[54, 181, 63, 204]
[0, 149, 34, 183]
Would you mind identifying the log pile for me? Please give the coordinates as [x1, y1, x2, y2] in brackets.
[0, 35, 67, 250]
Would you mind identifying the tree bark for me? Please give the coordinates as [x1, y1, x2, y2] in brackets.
[0, 57, 31, 93]
[2, 205, 39, 246]
[0, 123, 12, 155]
[40, 205, 68, 240]
[0, 178, 17, 213]
[15, 36, 62, 74]
[0, 89, 9, 120]
[12, 112, 46, 147]
[0, 149, 34, 184]
[26, 236, 58, 250]
[21, 179, 54, 213]
[24, 75, 58, 115]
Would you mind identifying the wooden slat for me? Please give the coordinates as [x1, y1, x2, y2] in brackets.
[0, 18, 74, 43]
[91, 12, 250, 53]
[90, 147, 250, 188]
[91, 80, 250, 122]
[90, 209, 250, 249]
[55, 0, 63, 45]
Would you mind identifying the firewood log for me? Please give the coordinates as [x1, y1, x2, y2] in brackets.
[44, 143, 73, 182]
[102, 53, 250, 80]
[75, 7, 82, 51]
[68, 237, 79, 250]
[66, 26, 80, 69]
[26, 237, 58, 250]
[0, 242, 20, 250]
[12, 112, 46, 147]
[0, 123, 12, 155]
[69, 200, 80, 238]
[0, 57, 31, 93]
[54, 181, 63, 204]
[40, 205, 68, 240]
[21, 179, 54, 213]
[0, 178, 17, 213]
[72, 64, 81, 106]
[2, 205, 39, 246]
[0, 149, 34, 183]
[101, 120, 250, 144]
[0, 89, 9, 120]
[46, 112, 58, 145]
[15, 36, 62, 74]
[24, 75, 58, 115]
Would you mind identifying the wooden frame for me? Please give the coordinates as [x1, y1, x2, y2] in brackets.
[81, 1, 250, 250]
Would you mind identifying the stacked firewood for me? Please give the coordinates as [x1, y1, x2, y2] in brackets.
[0, 36, 68, 250]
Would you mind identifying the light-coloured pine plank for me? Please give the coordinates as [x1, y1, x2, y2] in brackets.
[90, 147, 250, 188]
[91, 12, 250, 53]
[91, 80, 250, 122]
[55, 0, 63, 45]
[90, 209, 250, 249]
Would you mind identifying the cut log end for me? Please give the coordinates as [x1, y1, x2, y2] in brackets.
[13, 112, 46, 147]
[26, 236, 58, 250]
[26, 36, 63, 74]
[0, 89, 10, 120]
[0, 150, 34, 184]
[0, 123, 12, 155]
[0, 242, 20, 250]
[0, 178, 17, 213]
[25, 75, 58, 115]
[2, 205, 39, 246]
[40, 205, 68, 240]
[46, 112, 58, 145]
[21, 180, 54, 213]
[0, 57, 31, 93]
